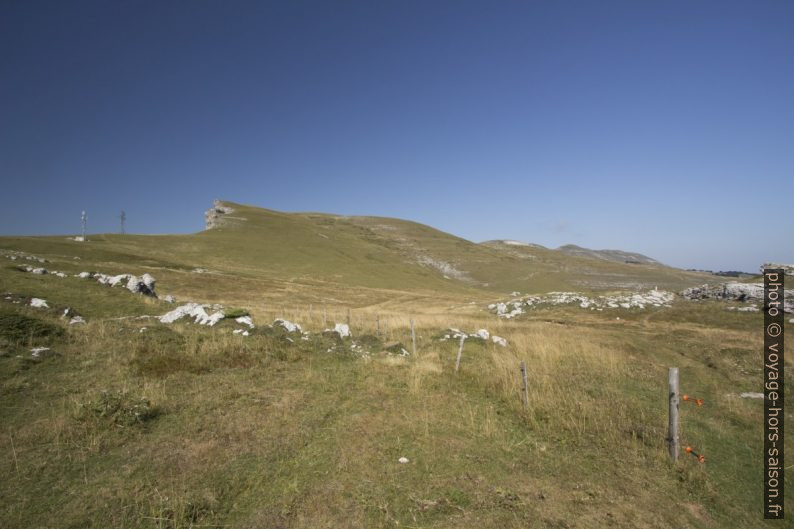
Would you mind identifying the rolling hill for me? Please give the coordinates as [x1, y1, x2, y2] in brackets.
[0, 200, 712, 312]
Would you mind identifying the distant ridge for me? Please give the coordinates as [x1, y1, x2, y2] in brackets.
[556, 244, 661, 265]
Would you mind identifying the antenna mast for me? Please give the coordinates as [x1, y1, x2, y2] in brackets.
[120, 210, 126, 234]
[81, 210, 87, 242]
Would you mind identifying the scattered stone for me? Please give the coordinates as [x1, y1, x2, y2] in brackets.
[681, 282, 792, 313]
[490, 289, 675, 318]
[492, 335, 507, 347]
[69, 316, 86, 325]
[274, 319, 301, 333]
[398, 457, 409, 464]
[163, 294, 176, 303]
[159, 303, 224, 326]
[740, 392, 764, 399]
[473, 329, 490, 340]
[30, 347, 54, 358]
[235, 316, 255, 328]
[30, 298, 49, 308]
[81, 272, 158, 297]
[327, 323, 351, 338]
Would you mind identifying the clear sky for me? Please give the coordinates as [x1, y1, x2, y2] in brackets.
[1, 0, 792, 272]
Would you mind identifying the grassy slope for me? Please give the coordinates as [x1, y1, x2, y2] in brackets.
[0, 201, 787, 528]
[0, 201, 712, 308]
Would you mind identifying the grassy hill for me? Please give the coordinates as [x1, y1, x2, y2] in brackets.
[0, 201, 712, 312]
[0, 201, 789, 528]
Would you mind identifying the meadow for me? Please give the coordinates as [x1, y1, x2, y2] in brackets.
[0, 204, 790, 528]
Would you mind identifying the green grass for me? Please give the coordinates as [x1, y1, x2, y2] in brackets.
[0, 201, 789, 528]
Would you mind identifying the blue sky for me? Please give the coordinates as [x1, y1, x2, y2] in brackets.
[1, 0, 792, 272]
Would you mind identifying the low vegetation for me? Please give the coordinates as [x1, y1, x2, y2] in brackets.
[0, 204, 790, 527]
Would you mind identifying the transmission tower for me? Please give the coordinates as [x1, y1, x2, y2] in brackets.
[120, 210, 126, 234]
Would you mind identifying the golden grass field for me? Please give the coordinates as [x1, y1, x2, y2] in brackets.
[0, 203, 790, 528]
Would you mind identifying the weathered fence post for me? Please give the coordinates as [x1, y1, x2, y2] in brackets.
[410, 319, 416, 355]
[520, 361, 529, 408]
[668, 367, 680, 461]
[455, 336, 465, 373]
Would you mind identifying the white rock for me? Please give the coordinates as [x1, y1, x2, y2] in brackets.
[242, 330, 250, 336]
[159, 303, 224, 326]
[740, 392, 764, 399]
[472, 329, 490, 340]
[30, 347, 52, 357]
[126, 274, 156, 296]
[31, 267, 47, 275]
[163, 294, 176, 303]
[77, 272, 92, 278]
[235, 316, 255, 328]
[30, 298, 48, 308]
[274, 319, 301, 333]
[327, 323, 351, 338]
[398, 457, 409, 464]
[69, 316, 86, 325]
[492, 336, 507, 347]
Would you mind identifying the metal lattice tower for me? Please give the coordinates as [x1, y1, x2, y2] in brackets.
[120, 210, 126, 234]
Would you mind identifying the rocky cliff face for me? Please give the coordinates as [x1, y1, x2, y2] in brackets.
[204, 199, 235, 230]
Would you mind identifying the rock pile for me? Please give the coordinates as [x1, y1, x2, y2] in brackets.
[78, 272, 157, 297]
[490, 289, 674, 318]
[159, 303, 224, 325]
[439, 328, 508, 347]
[681, 282, 793, 313]
[760, 263, 794, 276]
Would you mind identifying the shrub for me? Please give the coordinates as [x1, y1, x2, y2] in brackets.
[223, 308, 250, 319]
[82, 390, 158, 426]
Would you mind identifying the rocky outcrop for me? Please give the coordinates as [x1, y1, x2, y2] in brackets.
[761, 263, 794, 276]
[160, 303, 224, 325]
[78, 272, 157, 297]
[681, 282, 793, 313]
[489, 289, 675, 318]
[204, 199, 235, 229]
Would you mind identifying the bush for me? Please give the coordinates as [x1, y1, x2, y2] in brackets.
[223, 308, 250, 319]
[82, 390, 158, 426]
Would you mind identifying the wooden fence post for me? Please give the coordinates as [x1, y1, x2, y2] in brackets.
[455, 336, 465, 373]
[520, 361, 529, 408]
[668, 367, 680, 461]
[410, 319, 416, 355]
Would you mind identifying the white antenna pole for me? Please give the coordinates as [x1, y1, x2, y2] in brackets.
[81, 210, 87, 242]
